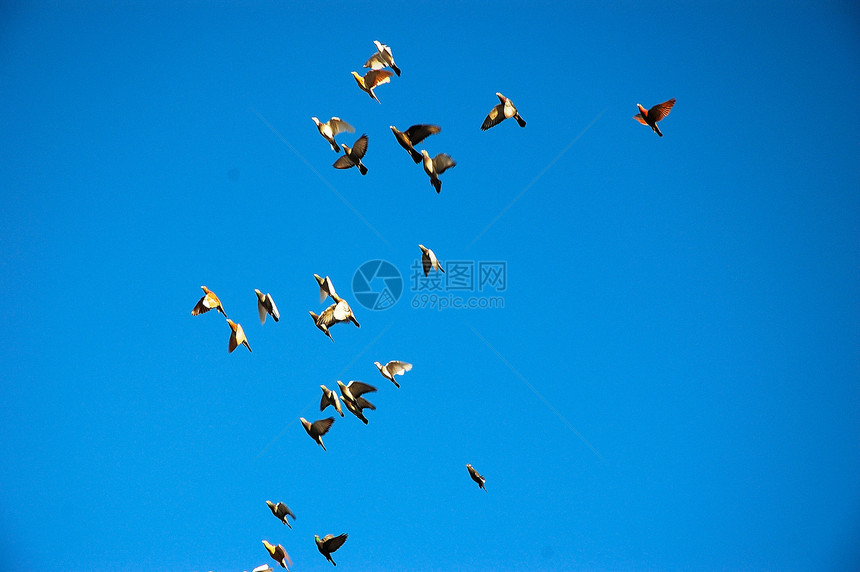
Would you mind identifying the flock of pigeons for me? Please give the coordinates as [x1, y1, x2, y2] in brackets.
[192, 39, 675, 571]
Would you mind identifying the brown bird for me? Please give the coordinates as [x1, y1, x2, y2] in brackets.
[309, 307, 336, 342]
[313, 274, 337, 303]
[227, 319, 251, 353]
[390, 124, 440, 163]
[266, 501, 296, 528]
[320, 384, 345, 417]
[255, 289, 280, 324]
[312, 116, 355, 152]
[420, 150, 456, 193]
[466, 464, 487, 491]
[374, 360, 412, 388]
[262, 540, 292, 570]
[633, 98, 676, 137]
[481, 92, 526, 130]
[418, 244, 445, 276]
[363, 40, 401, 76]
[351, 69, 393, 103]
[337, 380, 377, 425]
[300, 416, 335, 451]
[315, 533, 348, 566]
[191, 285, 227, 317]
[333, 134, 369, 175]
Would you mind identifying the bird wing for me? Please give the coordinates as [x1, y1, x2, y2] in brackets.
[422, 253, 431, 276]
[365, 69, 393, 88]
[387, 361, 413, 375]
[228, 330, 238, 353]
[432, 154, 456, 174]
[632, 114, 648, 125]
[332, 299, 351, 321]
[318, 303, 339, 326]
[265, 294, 280, 321]
[329, 117, 354, 135]
[320, 390, 331, 412]
[333, 154, 354, 169]
[404, 124, 441, 145]
[257, 297, 268, 325]
[347, 381, 377, 396]
[311, 417, 335, 436]
[351, 134, 369, 159]
[355, 396, 376, 410]
[283, 504, 296, 520]
[324, 533, 348, 552]
[648, 98, 676, 122]
[363, 52, 386, 70]
[191, 296, 210, 315]
[481, 104, 505, 130]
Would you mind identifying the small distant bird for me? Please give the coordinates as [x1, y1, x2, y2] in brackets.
[481, 92, 526, 130]
[262, 540, 292, 570]
[466, 464, 487, 491]
[300, 417, 335, 451]
[418, 244, 445, 276]
[420, 150, 456, 193]
[191, 285, 227, 317]
[337, 380, 377, 424]
[364, 40, 401, 76]
[255, 289, 280, 324]
[351, 69, 393, 103]
[330, 294, 361, 328]
[309, 307, 337, 342]
[320, 384, 344, 417]
[374, 360, 412, 388]
[266, 501, 296, 528]
[333, 134, 369, 175]
[315, 533, 348, 566]
[227, 319, 252, 353]
[252, 565, 274, 572]
[312, 116, 355, 152]
[633, 98, 676, 137]
[313, 274, 337, 303]
[390, 124, 441, 163]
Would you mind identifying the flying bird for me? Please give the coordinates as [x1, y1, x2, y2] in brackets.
[374, 360, 412, 388]
[364, 40, 401, 76]
[227, 319, 251, 353]
[420, 150, 456, 193]
[390, 124, 440, 163]
[300, 417, 335, 451]
[315, 533, 348, 566]
[333, 134, 369, 175]
[266, 501, 296, 528]
[633, 98, 676, 137]
[251, 565, 274, 572]
[191, 285, 227, 317]
[313, 274, 337, 303]
[330, 294, 361, 328]
[255, 289, 280, 324]
[320, 384, 345, 417]
[337, 380, 377, 424]
[312, 116, 355, 152]
[481, 92, 526, 130]
[262, 540, 292, 570]
[309, 307, 336, 342]
[466, 464, 487, 491]
[418, 244, 445, 276]
[351, 69, 393, 103]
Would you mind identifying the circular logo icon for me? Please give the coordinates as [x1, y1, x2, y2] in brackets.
[352, 260, 403, 311]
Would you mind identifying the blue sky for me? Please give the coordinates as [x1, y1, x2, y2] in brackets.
[1, 2, 859, 570]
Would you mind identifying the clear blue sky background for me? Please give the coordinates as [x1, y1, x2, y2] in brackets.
[1, 2, 859, 571]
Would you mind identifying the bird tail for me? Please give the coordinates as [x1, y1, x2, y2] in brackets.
[331, 141, 340, 152]
[409, 148, 422, 163]
[351, 316, 361, 328]
[358, 163, 368, 175]
[515, 114, 526, 128]
[432, 179, 441, 193]
[655, 125, 663, 137]
[393, 380, 401, 388]
[391, 64, 401, 77]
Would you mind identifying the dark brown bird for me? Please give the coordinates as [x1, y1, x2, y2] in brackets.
[390, 124, 441, 163]
[633, 98, 676, 137]
[420, 150, 456, 193]
[337, 380, 377, 425]
[191, 285, 227, 317]
[333, 134, 369, 175]
[466, 464, 486, 491]
[300, 416, 335, 451]
[481, 92, 526, 130]
[265, 501, 296, 528]
[315, 533, 348, 566]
